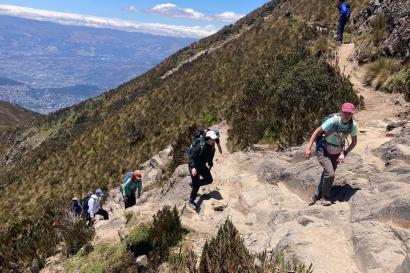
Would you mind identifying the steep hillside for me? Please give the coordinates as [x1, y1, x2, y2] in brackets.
[0, 100, 39, 129]
[0, 0, 379, 271]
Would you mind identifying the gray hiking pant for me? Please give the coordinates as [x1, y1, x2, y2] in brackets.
[316, 147, 339, 200]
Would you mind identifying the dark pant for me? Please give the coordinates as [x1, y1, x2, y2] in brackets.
[316, 148, 339, 200]
[124, 193, 136, 209]
[95, 208, 109, 220]
[189, 166, 213, 202]
[337, 15, 349, 43]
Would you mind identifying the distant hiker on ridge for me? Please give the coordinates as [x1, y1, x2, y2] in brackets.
[121, 170, 143, 208]
[337, 0, 351, 45]
[305, 102, 358, 206]
[187, 130, 218, 210]
[88, 188, 109, 225]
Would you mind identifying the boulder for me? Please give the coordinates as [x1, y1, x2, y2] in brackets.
[136, 255, 149, 270]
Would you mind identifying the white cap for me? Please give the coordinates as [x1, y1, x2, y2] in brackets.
[206, 130, 218, 140]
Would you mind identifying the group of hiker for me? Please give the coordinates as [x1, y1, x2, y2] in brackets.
[68, 1, 355, 219]
[185, 102, 358, 209]
[70, 171, 144, 224]
[70, 188, 109, 225]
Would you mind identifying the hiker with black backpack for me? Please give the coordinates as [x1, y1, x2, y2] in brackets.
[304, 102, 358, 206]
[337, 0, 351, 45]
[87, 188, 109, 225]
[121, 170, 143, 208]
[187, 130, 218, 210]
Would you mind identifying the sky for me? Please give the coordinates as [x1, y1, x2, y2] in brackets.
[0, 1, 269, 38]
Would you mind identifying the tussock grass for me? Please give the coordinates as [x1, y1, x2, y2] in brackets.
[371, 15, 388, 46]
[364, 58, 402, 89]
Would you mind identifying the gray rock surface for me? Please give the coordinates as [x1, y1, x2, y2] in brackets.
[354, 0, 410, 60]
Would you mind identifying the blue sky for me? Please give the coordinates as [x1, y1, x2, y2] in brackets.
[0, 1, 269, 37]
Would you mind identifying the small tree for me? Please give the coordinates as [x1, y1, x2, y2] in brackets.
[199, 219, 253, 273]
[148, 206, 184, 266]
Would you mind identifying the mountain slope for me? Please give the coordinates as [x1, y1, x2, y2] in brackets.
[0, 0, 358, 218]
[43, 45, 410, 271]
[0, 100, 39, 129]
[0, 0, 375, 271]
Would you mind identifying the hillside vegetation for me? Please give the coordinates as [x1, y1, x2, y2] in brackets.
[0, 0, 375, 271]
[0, 100, 40, 129]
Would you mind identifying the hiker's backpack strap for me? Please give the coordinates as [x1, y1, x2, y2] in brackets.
[324, 116, 339, 137]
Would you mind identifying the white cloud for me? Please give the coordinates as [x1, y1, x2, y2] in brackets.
[151, 3, 208, 20]
[0, 4, 217, 38]
[127, 5, 138, 13]
[214, 12, 244, 23]
[150, 3, 243, 23]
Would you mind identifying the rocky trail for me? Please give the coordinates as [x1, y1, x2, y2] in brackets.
[42, 44, 410, 273]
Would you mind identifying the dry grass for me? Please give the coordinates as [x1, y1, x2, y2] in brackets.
[364, 58, 402, 89]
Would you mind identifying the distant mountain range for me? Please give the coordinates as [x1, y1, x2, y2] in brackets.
[0, 15, 195, 112]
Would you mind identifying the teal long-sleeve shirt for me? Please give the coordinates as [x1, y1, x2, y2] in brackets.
[122, 177, 142, 197]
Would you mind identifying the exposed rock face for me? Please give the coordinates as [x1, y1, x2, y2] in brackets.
[354, 0, 410, 60]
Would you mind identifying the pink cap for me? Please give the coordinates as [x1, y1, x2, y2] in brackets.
[341, 102, 355, 114]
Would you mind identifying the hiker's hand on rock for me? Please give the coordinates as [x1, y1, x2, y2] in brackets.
[337, 153, 345, 163]
[192, 168, 197, 176]
[304, 146, 312, 159]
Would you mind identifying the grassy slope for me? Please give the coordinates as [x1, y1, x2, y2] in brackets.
[0, 100, 40, 129]
[0, 0, 370, 252]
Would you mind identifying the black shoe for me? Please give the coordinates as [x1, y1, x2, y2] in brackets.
[188, 201, 197, 210]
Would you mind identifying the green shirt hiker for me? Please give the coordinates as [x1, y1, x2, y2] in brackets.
[122, 170, 142, 208]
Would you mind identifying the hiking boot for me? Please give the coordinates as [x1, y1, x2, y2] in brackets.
[188, 201, 197, 210]
[320, 198, 332, 206]
[308, 194, 319, 206]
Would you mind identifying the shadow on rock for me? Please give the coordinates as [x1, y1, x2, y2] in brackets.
[197, 190, 223, 209]
[331, 184, 360, 202]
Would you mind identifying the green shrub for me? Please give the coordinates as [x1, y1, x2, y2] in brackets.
[148, 206, 184, 266]
[199, 219, 253, 273]
[227, 51, 359, 150]
[199, 219, 313, 273]
[0, 199, 93, 273]
[127, 224, 152, 256]
[125, 120, 145, 145]
[169, 250, 198, 273]
[61, 214, 95, 257]
[202, 111, 218, 125]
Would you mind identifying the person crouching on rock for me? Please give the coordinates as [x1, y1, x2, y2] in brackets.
[122, 170, 142, 208]
[88, 188, 109, 225]
[304, 102, 358, 206]
[188, 130, 218, 210]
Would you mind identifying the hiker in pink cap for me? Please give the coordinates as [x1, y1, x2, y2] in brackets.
[304, 102, 359, 206]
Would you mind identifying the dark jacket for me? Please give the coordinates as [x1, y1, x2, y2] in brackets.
[188, 142, 215, 169]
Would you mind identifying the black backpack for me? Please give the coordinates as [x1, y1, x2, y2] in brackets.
[81, 196, 91, 213]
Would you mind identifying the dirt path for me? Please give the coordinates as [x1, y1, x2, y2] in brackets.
[339, 44, 408, 171]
